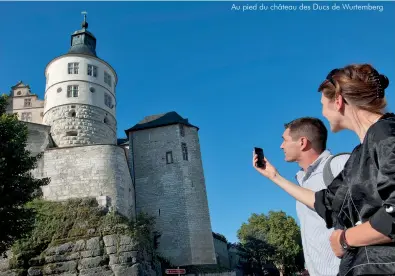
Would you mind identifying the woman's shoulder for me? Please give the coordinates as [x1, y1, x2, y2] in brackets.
[366, 113, 395, 143]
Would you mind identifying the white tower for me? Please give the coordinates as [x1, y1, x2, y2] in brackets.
[43, 13, 117, 147]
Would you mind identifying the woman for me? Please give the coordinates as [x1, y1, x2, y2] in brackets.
[253, 64, 395, 275]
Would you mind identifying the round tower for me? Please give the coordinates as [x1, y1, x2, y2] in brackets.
[43, 14, 117, 147]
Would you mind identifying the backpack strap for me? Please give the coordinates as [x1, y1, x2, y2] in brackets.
[322, 153, 350, 187]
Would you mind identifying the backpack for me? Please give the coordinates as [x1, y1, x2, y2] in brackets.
[322, 153, 350, 187]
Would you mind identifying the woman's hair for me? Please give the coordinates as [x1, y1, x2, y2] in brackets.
[318, 64, 389, 113]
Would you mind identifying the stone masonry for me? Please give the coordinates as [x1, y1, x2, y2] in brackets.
[25, 122, 53, 157]
[43, 104, 116, 147]
[33, 145, 135, 219]
[0, 235, 157, 276]
[129, 123, 216, 266]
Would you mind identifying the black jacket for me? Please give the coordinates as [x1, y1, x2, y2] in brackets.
[315, 113, 395, 276]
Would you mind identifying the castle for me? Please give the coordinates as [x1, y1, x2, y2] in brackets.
[4, 15, 217, 267]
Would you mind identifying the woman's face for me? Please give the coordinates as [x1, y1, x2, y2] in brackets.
[321, 93, 344, 133]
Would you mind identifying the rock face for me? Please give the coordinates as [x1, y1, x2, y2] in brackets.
[0, 234, 157, 276]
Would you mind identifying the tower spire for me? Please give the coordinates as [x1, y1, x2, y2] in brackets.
[68, 11, 97, 57]
[81, 11, 88, 29]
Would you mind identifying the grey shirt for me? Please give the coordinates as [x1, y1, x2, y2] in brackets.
[295, 150, 349, 276]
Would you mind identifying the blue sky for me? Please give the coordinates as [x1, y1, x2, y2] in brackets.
[1, 1, 394, 243]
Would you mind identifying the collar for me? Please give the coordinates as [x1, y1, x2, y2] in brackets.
[295, 150, 331, 183]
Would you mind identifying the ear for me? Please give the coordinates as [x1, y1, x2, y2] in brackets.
[300, 137, 309, 151]
[335, 94, 346, 111]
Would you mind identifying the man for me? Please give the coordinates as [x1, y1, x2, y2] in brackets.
[271, 117, 349, 276]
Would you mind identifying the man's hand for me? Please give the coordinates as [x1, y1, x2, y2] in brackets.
[330, 229, 346, 258]
[252, 151, 279, 180]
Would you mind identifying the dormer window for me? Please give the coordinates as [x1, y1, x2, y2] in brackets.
[24, 98, 31, 107]
[87, 64, 97, 77]
[68, 62, 79, 74]
[104, 72, 112, 87]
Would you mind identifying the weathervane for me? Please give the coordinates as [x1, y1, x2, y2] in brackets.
[81, 11, 88, 29]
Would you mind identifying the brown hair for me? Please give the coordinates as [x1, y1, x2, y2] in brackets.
[318, 64, 389, 114]
[284, 117, 328, 152]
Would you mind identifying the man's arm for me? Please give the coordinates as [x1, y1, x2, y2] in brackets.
[270, 174, 316, 209]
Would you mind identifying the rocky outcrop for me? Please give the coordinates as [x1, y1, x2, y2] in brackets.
[0, 234, 157, 276]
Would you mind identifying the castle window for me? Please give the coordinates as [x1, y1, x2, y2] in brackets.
[21, 112, 32, 122]
[67, 85, 79, 97]
[181, 143, 188, 161]
[166, 151, 173, 164]
[104, 71, 112, 87]
[104, 93, 112, 108]
[179, 124, 185, 137]
[24, 98, 31, 107]
[68, 62, 79, 74]
[17, 91, 21, 96]
[69, 110, 76, 117]
[57, 87, 62, 93]
[87, 64, 98, 77]
[104, 116, 109, 124]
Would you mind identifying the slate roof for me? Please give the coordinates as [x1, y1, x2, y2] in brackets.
[117, 138, 128, 145]
[124, 111, 198, 136]
[68, 43, 97, 57]
[67, 18, 97, 57]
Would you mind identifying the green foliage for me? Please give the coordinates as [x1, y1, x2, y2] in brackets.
[242, 236, 276, 272]
[0, 94, 50, 255]
[10, 198, 157, 268]
[237, 211, 304, 274]
[212, 232, 228, 243]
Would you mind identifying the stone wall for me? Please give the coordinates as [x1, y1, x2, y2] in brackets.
[25, 122, 53, 157]
[0, 235, 156, 276]
[129, 124, 216, 266]
[213, 238, 230, 269]
[43, 104, 116, 147]
[34, 145, 135, 219]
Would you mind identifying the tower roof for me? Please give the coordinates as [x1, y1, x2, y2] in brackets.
[125, 111, 198, 136]
[68, 12, 97, 57]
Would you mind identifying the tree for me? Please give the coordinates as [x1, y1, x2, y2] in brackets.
[242, 236, 276, 275]
[0, 94, 49, 255]
[213, 232, 228, 243]
[237, 211, 304, 275]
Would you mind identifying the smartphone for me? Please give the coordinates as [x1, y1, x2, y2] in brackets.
[254, 147, 264, 168]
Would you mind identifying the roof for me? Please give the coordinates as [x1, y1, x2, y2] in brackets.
[117, 138, 129, 146]
[11, 81, 30, 90]
[68, 43, 97, 57]
[124, 111, 198, 136]
[67, 17, 97, 57]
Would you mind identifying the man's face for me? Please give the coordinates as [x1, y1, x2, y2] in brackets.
[280, 128, 301, 162]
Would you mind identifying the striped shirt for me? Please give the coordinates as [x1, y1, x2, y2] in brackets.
[295, 150, 350, 276]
